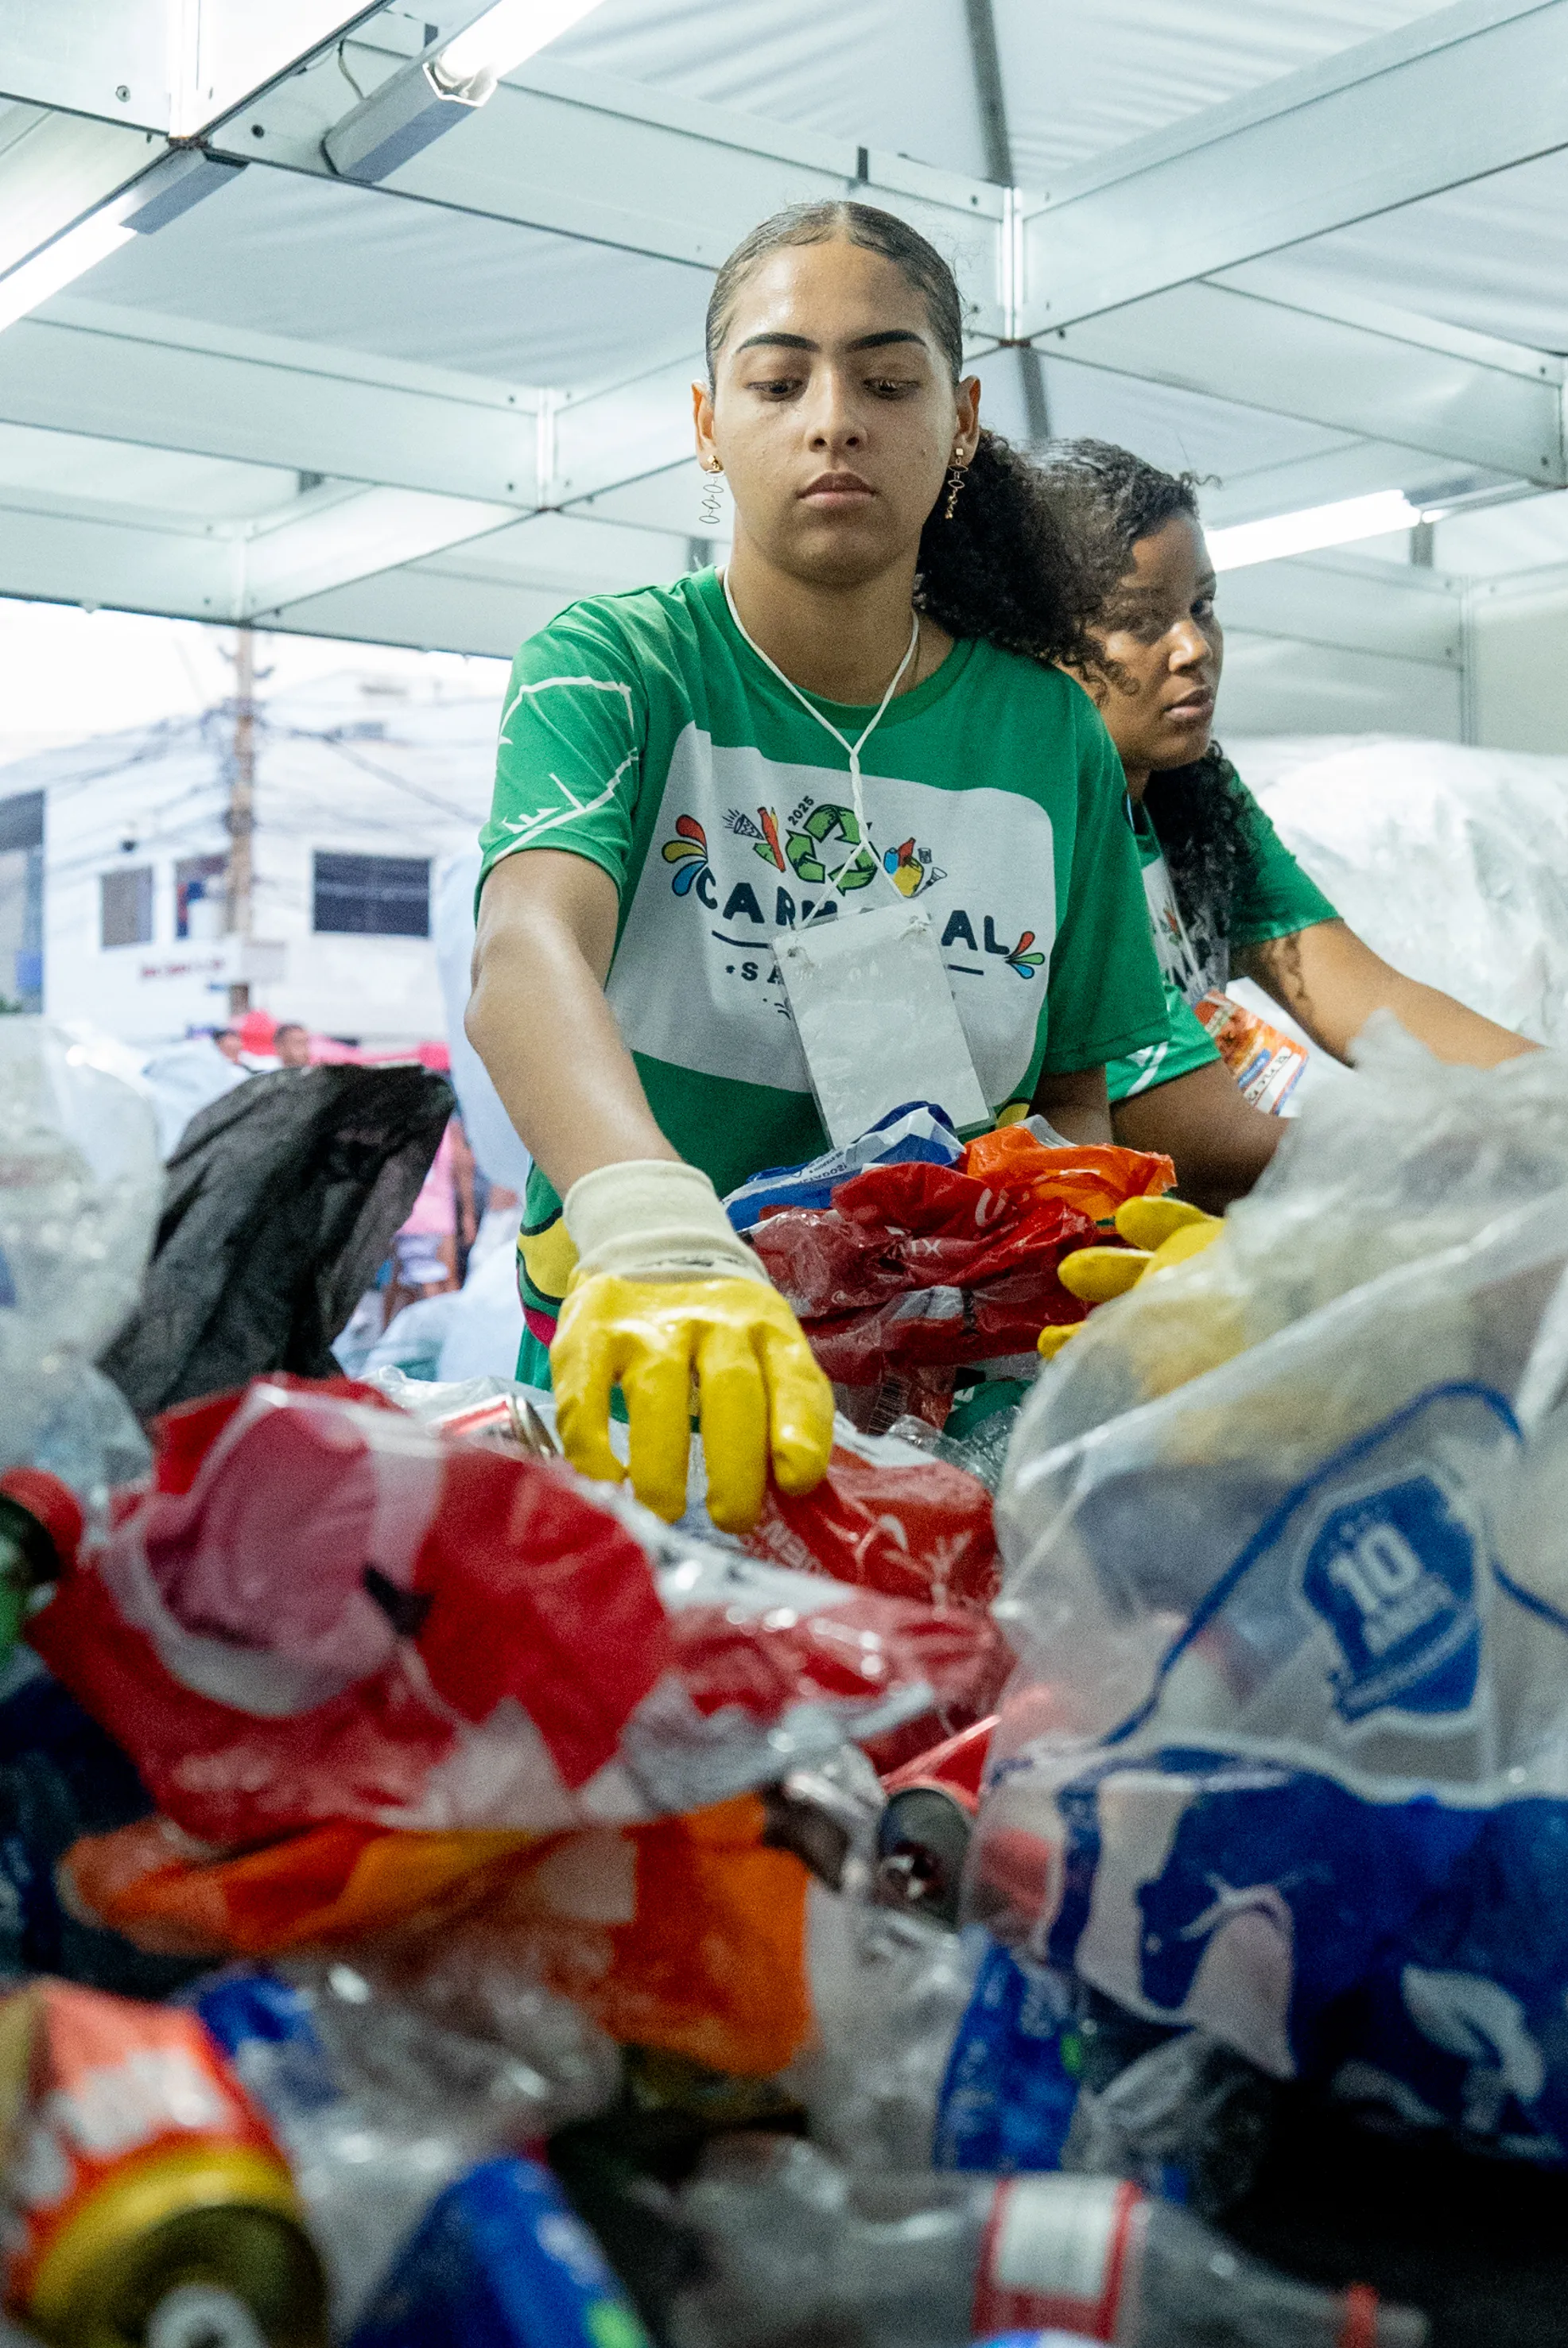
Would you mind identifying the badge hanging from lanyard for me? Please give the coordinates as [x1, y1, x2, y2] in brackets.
[723, 575, 991, 1147]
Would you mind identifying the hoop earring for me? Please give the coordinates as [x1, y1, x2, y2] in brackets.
[699, 461, 725, 528]
[942, 462, 966, 522]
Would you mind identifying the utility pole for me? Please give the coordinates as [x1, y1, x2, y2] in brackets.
[225, 625, 255, 1019]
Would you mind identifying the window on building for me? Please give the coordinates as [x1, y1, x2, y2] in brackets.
[100, 865, 154, 950]
[312, 852, 429, 937]
[0, 790, 43, 1011]
[176, 853, 228, 939]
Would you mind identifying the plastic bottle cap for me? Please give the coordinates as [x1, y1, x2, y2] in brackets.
[0, 1469, 85, 1570]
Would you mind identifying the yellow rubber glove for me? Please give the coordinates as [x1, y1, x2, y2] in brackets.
[1042, 1197, 1223, 1353]
[554, 1274, 834, 1533]
[549, 1162, 834, 1535]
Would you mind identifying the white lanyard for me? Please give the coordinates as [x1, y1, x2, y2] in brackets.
[721, 568, 918, 906]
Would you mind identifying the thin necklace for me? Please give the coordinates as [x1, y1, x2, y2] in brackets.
[721, 567, 918, 906]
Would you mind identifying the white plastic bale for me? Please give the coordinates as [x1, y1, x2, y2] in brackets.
[1230, 734, 1568, 1047]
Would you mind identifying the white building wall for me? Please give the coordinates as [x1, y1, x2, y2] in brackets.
[29, 673, 503, 1049]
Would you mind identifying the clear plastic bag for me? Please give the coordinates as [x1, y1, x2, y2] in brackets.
[0, 1019, 160, 1514]
[978, 1030, 1568, 2164]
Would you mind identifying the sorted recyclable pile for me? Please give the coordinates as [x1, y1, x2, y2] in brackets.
[11, 1017, 1568, 2346]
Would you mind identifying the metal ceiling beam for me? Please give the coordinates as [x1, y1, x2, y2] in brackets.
[204, 42, 1009, 336]
[0, 3, 394, 137]
[0, 479, 514, 626]
[0, 297, 543, 503]
[1046, 281, 1566, 488]
[961, 0, 1048, 444]
[0, 110, 165, 276]
[193, 16, 1566, 487]
[264, 562, 565, 658]
[0, 483, 694, 650]
[1016, 0, 1568, 335]
[1216, 552, 1464, 666]
[237, 484, 519, 618]
[0, 0, 1564, 642]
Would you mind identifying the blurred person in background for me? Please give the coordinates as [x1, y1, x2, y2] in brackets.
[384, 1114, 477, 1321]
[1036, 438, 1536, 1208]
[272, 1022, 312, 1068]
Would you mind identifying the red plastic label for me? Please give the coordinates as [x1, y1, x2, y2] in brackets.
[971, 2175, 1142, 2338]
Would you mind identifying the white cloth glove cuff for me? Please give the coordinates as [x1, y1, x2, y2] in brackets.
[563, 1159, 769, 1286]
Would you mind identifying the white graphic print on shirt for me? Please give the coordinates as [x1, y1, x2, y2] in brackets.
[606, 727, 1056, 1106]
[1140, 844, 1225, 1007]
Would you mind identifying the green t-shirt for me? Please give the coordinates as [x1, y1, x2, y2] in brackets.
[478, 565, 1167, 1348]
[1106, 761, 1339, 1105]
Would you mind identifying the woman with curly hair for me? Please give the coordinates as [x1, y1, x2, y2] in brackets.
[468, 204, 1166, 1529]
[1034, 439, 1535, 1207]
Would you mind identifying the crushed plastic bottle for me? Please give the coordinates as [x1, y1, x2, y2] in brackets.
[191, 1958, 620, 2331]
[794, 1903, 980, 2173]
[1060, 2026, 1279, 2221]
[345, 2154, 651, 2348]
[670, 2136, 1427, 2348]
[887, 1404, 1023, 1499]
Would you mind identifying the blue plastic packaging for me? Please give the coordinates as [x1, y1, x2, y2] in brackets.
[347, 2154, 650, 2348]
[935, 1939, 1083, 2175]
[983, 1363, 1568, 2168]
[972, 2334, 1103, 2346]
[722, 1098, 962, 1231]
[0, 1655, 194, 1996]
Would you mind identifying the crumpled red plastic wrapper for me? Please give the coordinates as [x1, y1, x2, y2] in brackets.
[32, 1376, 1002, 1851]
[747, 1425, 1000, 1612]
[751, 1158, 1099, 1386]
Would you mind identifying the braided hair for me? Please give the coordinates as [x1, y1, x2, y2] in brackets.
[1030, 437, 1257, 964]
[704, 202, 1108, 669]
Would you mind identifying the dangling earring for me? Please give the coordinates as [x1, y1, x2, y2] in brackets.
[942, 449, 967, 522]
[699, 459, 725, 529]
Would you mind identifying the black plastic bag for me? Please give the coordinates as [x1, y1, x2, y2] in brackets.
[101, 1064, 454, 1417]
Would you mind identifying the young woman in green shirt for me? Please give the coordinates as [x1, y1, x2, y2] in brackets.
[1036, 440, 1535, 1209]
[467, 208, 1168, 1531]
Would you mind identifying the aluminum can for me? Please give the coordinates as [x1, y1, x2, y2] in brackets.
[0, 1979, 328, 2346]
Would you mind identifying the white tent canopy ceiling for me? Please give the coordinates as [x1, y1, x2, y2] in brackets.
[3, 0, 1568, 732]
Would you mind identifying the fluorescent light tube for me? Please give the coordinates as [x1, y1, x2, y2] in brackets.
[324, 1, 605, 181]
[0, 149, 245, 337]
[436, 0, 607, 87]
[1207, 489, 1423, 572]
[0, 208, 134, 335]
[323, 60, 488, 180]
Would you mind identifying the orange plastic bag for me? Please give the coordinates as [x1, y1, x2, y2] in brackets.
[64, 1796, 813, 2078]
[60, 1816, 541, 1958]
[959, 1128, 1174, 1224]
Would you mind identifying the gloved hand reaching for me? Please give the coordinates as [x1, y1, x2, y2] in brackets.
[550, 1160, 836, 1533]
[1039, 1193, 1224, 1359]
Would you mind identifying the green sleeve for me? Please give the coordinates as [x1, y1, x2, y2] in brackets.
[1104, 976, 1222, 1104]
[1040, 701, 1172, 1073]
[1225, 765, 1338, 949]
[477, 600, 647, 904]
